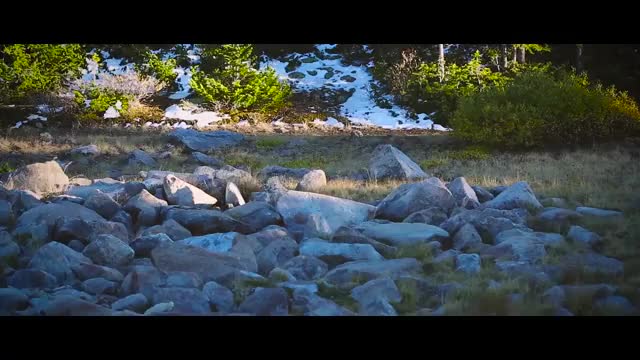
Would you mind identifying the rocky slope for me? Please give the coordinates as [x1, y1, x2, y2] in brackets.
[0, 129, 635, 316]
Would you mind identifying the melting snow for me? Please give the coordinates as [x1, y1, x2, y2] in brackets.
[163, 104, 229, 128]
[104, 107, 120, 119]
[260, 44, 448, 130]
[26, 114, 47, 122]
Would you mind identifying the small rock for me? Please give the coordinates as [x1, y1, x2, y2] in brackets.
[163, 174, 217, 206]
[0, 288, 31, 315]
[452, 223, 483, 251]
[256, 238, 298, 275]
[144, 301, 175, 315]
[567, 225, 602, 248]
[402, 207, 448, 227]
[593, 295, 636, 315]
[71, 262, 124, 282]
[111, 293, 149, 313]
[282, 255, 328, 281]
[123, 189, 167, 227]
[368, 144, 427, 181]
[269, 267, 297, 282]
[455, 253, 481, 274]
[151, 287, 210, 314]
[131, 233, 174, 257]
[202, 281, 235, 313]
[471, 185, 494, 203]
[84, 190, 121, 219]
[484, 181, 542, 211]
[296, 170, 327, 192]
[447, 177, 480, 209]
[82, 234, 134, 267]
[82, 277, 118, 295]
[191, 152, 223, 167]
[70, 144, 100, 157]
[129, 149, 157, 167]
[8, 269, 57, 289]
[238, 287, 289, 316]
[225, 182, 245, 208]
[575, 207, 623, 218]
[139, 219, 192, 241]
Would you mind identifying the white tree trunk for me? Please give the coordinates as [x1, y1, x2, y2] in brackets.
[438, 44, 445, 82]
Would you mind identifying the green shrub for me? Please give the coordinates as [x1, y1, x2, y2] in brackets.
[73, 88, 130, 114]
[451, 70, 640, 148]
[0, 44, 86, 103]
[135, 52, 178, 89]
[0, 161, 15, 173]
[255, 137, 287, 149]
[406, 51, 510, 125]
[449, 146, 492, 161]
[190, 44, 291, 112]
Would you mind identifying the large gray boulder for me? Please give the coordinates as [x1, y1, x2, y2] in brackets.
[299, 239, 383, 266]
[163, 174, 217, 206]
[258, 165, 311, 180]
[350, 277, 401, 316]
[225, 201, 283, 232]
[202, 281, 235, 313]
[256, 238, 299, 275]
[0, 231, 20, 264]
[150, 242, 247, 285]
[150, 287, 210, 314]
[322, 258, 422, 286]
[28, 242, 92, 284]
[84, 190, 121, 219]
[296, 170, 327, 192]
[452, 223, 483, 251]
[4, 161, 69, 195]
[111, 293, 149, 313]
[8, 269, 57, 289]
[375, 178, 455, 221]
[484, 181, 543, 211]
[169, 129, 245, 152]
[447, 177, 480, 209]
[139, 219, 192, 241]
[292, 288, 354, 316]
[368, 144, 427, 180]
[282, 255, 329, 281]
[130, 233, 174, 257]
[129, 149, 157, 167]
[439, 207, 529, 236]
[402, 207, 448, 227]
[123, 189, 167, 227]
[276, 190, 375, 236]
[191, 152, 223, 167]
[162, 207, 251, 235]
[82, 234, 134, 267]
[567, 225, 602, 248]
[16, 202, 104, 231]
[70, 262, 124, 282]
[238, 287, 289, 316]
[0, 288, 31, 315]
[353, 221, 449, 247]
[331, 226, 398, 258]
[575, 207, 623, 218]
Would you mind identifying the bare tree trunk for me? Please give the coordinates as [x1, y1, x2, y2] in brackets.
[438, 44, 445, 82]
[517, 46, 526, 64]
[501, 44, 509, 70]
[512, 46, 517, 64]
[576, 44, 584, 72]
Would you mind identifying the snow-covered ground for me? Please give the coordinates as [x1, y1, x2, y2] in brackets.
[14, 44, 448, 131]
[260, 44, 448, 130]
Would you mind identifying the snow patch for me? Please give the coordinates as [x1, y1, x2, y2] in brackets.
[104, 107, 120, 119]
[26, 114, 47, 122]
[260, 44, 447, 131]
[163, 104, 229, 128]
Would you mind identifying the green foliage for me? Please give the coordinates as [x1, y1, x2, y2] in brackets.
[73, 88, 130, 115]
[449, 146, 491, 161]
[0, 44, 86, 103]
[255, 137, 287, 149]
[135, 52, 178, 88]
[420, 158, 448, 169]
[190, 44, 292, 112]
[0, 161, 15, 173]
[451, 70, 640, 148]
[407, 51, 510, 125]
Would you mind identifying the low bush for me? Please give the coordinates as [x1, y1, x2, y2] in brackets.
[451, 70, 640, 148]
[190, 44, 291, 112]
